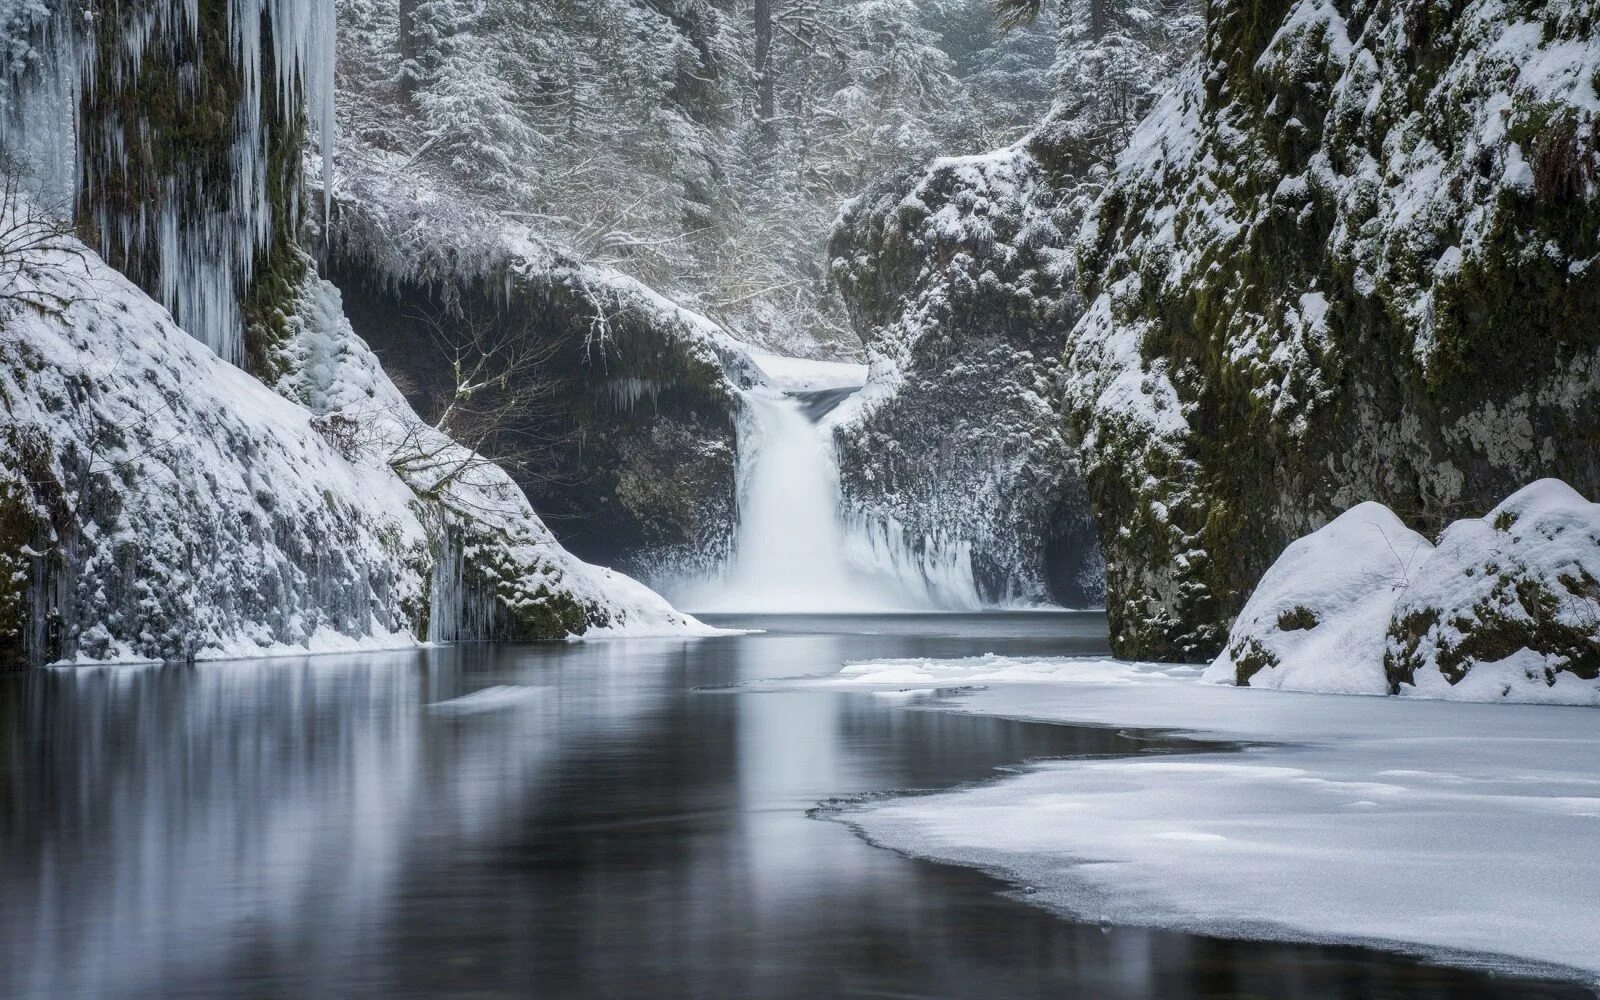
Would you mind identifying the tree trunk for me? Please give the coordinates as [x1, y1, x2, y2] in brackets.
[398, 0, 420, 98]
[753, 0, 775, 138]
[1089, 0, 1110, 39]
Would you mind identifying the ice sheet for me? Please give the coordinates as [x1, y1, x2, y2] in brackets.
[780, 656, 1600, 982]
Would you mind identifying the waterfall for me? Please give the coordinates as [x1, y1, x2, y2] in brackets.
[673, 389, 980, 613]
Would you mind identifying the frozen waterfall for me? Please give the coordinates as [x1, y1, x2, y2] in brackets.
[673, 388, 982, 613]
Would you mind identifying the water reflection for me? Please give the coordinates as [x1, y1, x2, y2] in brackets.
[0, 614, 1586, 998]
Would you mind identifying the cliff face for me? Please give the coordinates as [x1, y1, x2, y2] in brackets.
[1067, 0, 1600, 659]
[0, 237, 706, 667]
[320, 152, 762, 585]
[828, 128, 1110, 607]
[73, 0, 334, 370]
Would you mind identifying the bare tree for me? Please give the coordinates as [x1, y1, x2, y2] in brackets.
[0, 171, 86, 316]
[373, 307, 569, 516]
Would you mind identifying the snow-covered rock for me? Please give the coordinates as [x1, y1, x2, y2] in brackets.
[1386, 479, 1600, 703]
[321, 138, 764, 587]
[0, 227, 709, 667]
[828, 140, 1104, 607]
[1209, 481, 1600, 704]
[1203, 503, 1433, 695]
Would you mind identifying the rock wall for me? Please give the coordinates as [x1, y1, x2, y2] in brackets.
[0, 239, 705, 667]
[1067, 0, 1600, 659]
[828, 129, 1109, 606]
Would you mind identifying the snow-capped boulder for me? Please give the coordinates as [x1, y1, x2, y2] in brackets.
[1385, 480, 1600, 704]
[1204, 502, 1432, 694]
[1210, 481, 1600, 704]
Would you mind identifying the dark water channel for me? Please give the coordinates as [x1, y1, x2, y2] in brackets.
[0, 613, 1587, 998]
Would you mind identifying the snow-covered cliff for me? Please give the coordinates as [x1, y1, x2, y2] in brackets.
[1067, 0, 1600, 659]
[318, 70, 765, 587]
[0, 0, 712, 667]
[829, 141, 1104, 606]
[0, 223, 708, 667]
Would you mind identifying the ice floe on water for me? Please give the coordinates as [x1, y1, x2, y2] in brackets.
[776, 655, 1600, 983]
[427, 686, 549, 716]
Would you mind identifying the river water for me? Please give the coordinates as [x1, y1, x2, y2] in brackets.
[0, 613, 1584, 998]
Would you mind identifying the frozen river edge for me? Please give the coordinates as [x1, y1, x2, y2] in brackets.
[766, 656, 1600, 987]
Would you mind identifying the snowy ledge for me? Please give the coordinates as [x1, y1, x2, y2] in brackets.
[769, 655, 1600, 984]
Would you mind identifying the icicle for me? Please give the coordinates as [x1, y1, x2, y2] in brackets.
[601, 377, 661, 412]
[7, 0, 340, 366]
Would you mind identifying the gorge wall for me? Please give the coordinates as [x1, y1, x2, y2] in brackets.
[830, 137, 1107, 607]
[321, 185, 761, 587]
[1068, 0, 1600, 659]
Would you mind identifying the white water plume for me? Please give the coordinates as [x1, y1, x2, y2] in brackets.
[674, 390, 981, 613]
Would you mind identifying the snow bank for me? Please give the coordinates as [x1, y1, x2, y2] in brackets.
[0, 221, 708, 665]
[773, 655, 1600, 982]
[1209, 482, 1600, 705]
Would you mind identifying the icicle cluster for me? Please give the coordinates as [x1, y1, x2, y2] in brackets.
[10, 0, 335, 366]
[0, 0, 80, 211]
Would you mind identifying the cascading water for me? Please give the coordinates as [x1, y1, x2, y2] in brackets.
[675, 389, 981, 613]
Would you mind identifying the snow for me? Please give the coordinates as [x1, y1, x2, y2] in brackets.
[744, 347, 867, 391]
[0, 210, 710, 664]
[772, 655, 1600, 983]
[1387, 479, 1600, 702]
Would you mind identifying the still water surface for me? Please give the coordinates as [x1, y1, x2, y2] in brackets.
[0, 613, 1586, 998]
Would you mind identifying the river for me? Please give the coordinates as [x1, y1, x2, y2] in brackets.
[0, 613, 1584, 998]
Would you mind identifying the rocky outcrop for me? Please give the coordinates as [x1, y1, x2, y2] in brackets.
[828, 130, 1109, 606]
[0, 237, 706, 667]
[322, 145, 762, 587]
[1068, 0, 1600, 659]
[1205, 481, 1600, 704]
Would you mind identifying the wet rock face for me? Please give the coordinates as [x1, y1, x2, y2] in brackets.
[1066, 0, 1600, 660]
[326, 259, 745, 586]
[829, 143, 1105, 607]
